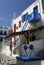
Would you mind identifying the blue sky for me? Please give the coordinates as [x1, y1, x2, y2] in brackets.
[0, 0, 35, 27]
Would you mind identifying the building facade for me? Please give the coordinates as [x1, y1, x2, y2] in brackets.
[12, 0, 44, 31]
[0, 26, 10, 51]
[1, 0, 44, 57]
[11, 0, 44, 56]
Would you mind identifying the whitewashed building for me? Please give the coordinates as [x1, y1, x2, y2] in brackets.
[11, 0, 44, 56]
[0, 26, 10, 51]
[12, 0, 44, 31]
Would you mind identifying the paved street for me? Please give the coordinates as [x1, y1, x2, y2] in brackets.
[0, 52, 17, 65]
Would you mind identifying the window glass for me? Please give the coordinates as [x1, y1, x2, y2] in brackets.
[4, 31, 7, 35]
[42, 0, 44, 13]
[22, 13, 28, 22]
[19, 21, 21, 27]
[24, 13, 28, 21]
[0, 31, 3, 35]
[14, 24, 16, 32]
[0, 37, 3, 42]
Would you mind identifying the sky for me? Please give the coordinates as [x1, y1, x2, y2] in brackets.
[0, 0, 35, 27]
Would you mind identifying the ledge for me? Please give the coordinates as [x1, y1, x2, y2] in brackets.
[16, 56, 42, 62]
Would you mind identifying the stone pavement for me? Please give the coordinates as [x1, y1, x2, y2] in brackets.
[0, 52, 18, 65]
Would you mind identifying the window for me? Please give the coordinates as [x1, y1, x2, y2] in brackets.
[42, 0, 44, 13]
[4, 31, 7, 35]
[24, 14, 26, 21]
[22, 13, 28, 22]
[14, 24, 16, 32]
[19, 21, 21, 27]
[0, 37, 3, 42]
[0, 31, 3, 35]
[31, 34, 36, 41]
[30, 34, 36, 41]
[34, 6, 38, 15]
[24, 13, 28, 21]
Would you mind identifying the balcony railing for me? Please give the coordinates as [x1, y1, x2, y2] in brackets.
[22, 12, 41, 31]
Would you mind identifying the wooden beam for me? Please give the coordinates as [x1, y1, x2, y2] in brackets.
[4, 26, 44, 39]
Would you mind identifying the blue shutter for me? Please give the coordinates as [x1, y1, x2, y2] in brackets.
[22, 13, 28, 22]
[34, 6, 38, 19]
[33, 6, 40, 20]
[34, 6, 38, 14]
[22, 15, 25, 22]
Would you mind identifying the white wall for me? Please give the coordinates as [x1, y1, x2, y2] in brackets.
[22, 39, 44, 56]
[11, 0, 44, 55]
[12, 15, 21, 32]
[12, 0, 44, 31]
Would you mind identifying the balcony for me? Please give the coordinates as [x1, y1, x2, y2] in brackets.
[28, 13, 34, 22]
[28, 12, 41, 23]
[22, 12, 41, 23]
[34, 13, 41, 21]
